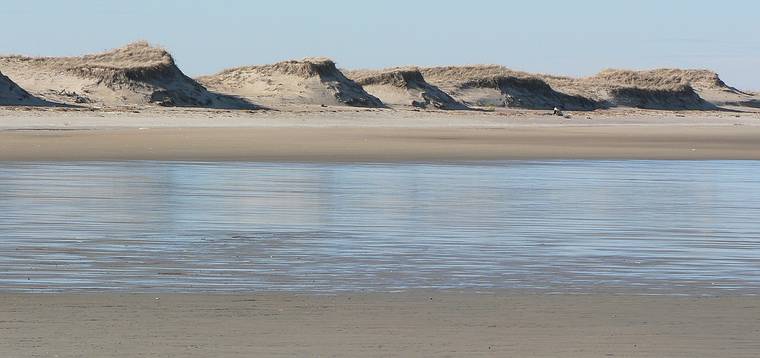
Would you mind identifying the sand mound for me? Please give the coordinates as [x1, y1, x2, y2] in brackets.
[606, 85, 712, 110]
[347, 68, 468, 110]
[0, 71, 53, 106]
[418, 66, 736, 110]
[592, 69, 733, 93]
[421, 66, 600, 110]
[0, 42, 256, 109]
[572, 69, 753, 109]
[533, 70, 716, 110]
[198, 58, 383, 108]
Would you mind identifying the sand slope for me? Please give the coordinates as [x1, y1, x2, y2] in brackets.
[0, 42, 256, 109]
[421, 65, 600, 110]
[198, 58, 384, 108]
[347, 68, 468, 110]
[0, 71, 53, 106]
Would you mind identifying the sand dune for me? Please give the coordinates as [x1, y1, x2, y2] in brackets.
[541, 68, 760, 110]
[198, 58, 384, 108]
[1, 41, 756, 112]
[545, 73, 713, 110]
[418, 65, 756, 111]
[420, 65, 600, 110]
[347, 67, 468, 110]
[0, 42, 256, 109]
[605, 84, 711, 110]
[589, 69, 758, 108]
[0, 71, 54, 106]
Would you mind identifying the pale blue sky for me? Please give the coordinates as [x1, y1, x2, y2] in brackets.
[1, 0, 758, 89]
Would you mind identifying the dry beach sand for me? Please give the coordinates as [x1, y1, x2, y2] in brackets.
[1, 107, 760, 161]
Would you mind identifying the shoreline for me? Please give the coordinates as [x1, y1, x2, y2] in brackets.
[2, 292, 758, 357]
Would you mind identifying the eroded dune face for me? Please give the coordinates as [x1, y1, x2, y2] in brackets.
[347, 68, 469, 110]
[0, 42, 256, 109]
[0, 71, 52, 106]
[198, 58, 384, 108]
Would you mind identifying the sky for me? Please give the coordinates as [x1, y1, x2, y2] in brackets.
[1, 0, 758, 89]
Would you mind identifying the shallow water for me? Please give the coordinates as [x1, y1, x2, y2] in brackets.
[1, 160, 759, 294]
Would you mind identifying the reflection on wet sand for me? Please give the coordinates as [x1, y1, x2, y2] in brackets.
[1, 161, 759, 293]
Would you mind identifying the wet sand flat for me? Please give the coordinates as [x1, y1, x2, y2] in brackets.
[2, 161, 759, 293]
[1, 293, 759, 357]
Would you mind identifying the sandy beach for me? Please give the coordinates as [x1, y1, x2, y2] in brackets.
[4, 3, 760, 357]
[2, 108, 760, 161]
[2, 108, 760, 357]
[1, 292, 758, 357]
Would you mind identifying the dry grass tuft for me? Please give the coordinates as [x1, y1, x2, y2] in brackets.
[210, 57, 340, 79]
[421, 65, 535, 85]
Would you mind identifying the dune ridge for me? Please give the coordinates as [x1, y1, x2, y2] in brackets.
[198, 58, 383, 108]
[0, 42, 256, 109]
[542, 68, 744, 109]
[421, 65, 601, 110]
[587, 68, 754, 108]
[347, 67, 468, 110]
[1, 42, 758, 111]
